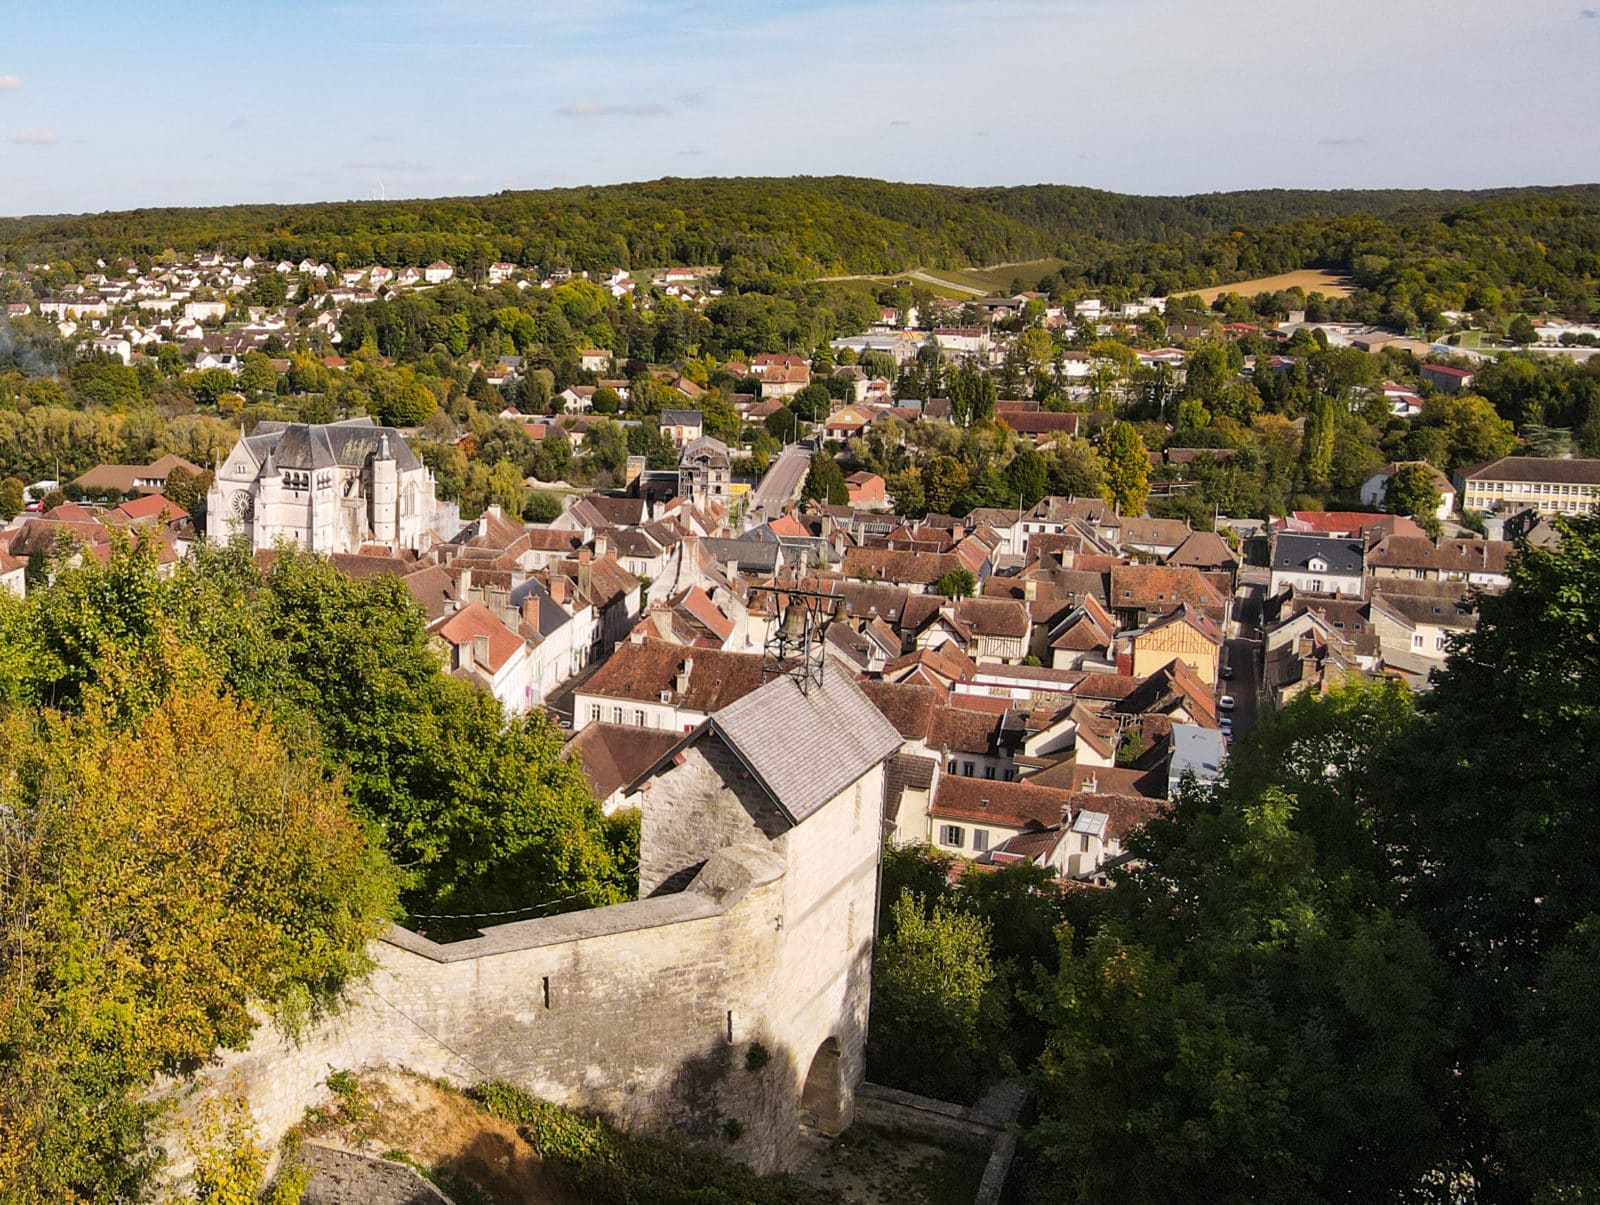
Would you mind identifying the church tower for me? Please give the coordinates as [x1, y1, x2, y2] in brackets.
[370, 433, 398, 546]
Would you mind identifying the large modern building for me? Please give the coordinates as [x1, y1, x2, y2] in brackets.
[207, 418, 438, 554]
[1457, 455, 1600, 518]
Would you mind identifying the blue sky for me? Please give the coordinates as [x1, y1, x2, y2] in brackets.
[2, 0, 1598, 216]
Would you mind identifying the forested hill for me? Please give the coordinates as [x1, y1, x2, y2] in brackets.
[4, 176, 1598, 287]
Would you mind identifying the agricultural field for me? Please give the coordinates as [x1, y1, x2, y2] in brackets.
[929, 258, 1071, 295]
[1177, 269, 1354, 304]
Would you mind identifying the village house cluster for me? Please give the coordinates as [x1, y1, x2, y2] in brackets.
[3, 249, 1592, 894]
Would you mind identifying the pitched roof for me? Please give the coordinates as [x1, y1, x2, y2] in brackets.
[928, 705, 1002, 755]
[1367, 535, 1512, 575]
[842, 546, 966, 586]
[1134, 602, 1224, 648]
[931, 776, 1071, 830]
[403, 564, 457, 620]
[953, 596, 1030, 638]
[1270, 533, 1366, 576]
[1118, 517, 1191, 548]
[582, 639, 765, 713]
[860, 680, 944, 740]
[107, 493, 188, 523]
[1166, 529, 1238, 571]
[562, 722, 687, 802]
[1109, 564, 1226, 611]
[710, 668, 902, 825]
[1461, 455, 1600, 485]
[71, 453, 203, 494]
[428, 601, 524, 674]
[246, 417, 421, 472]
[1279, 511, 1424, 539]
[1026, 761, 1164, 799]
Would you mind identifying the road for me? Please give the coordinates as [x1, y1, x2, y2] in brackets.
[1221, 578, 1266, 740]
[749, 443, 812, 517]
[812, 268, 988, 296]
[543, 658, 603, 728]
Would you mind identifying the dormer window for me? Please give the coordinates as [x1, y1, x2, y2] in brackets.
[1307, 557, 1328, 573]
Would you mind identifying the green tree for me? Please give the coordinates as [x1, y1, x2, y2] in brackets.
[764, 405, 799, 444]
[1507, 314, 1538, 346]
[0, 685, 397, 1200]
[238, 350, 280, 394]
[933, 567, 977, 598]
[1100, 422, 1149, 514]
[1048, 439, 1106, 499]
[790, 382, 833, 423]
[868, 895, 1001, 1102]
[801, 451, 848, 506]
[1299, 396, 1335, 484]
[1029, 775, 1451, 1203]
[486, 458, 526, 516]
[379, 381, 438, 427]
[1384, 462, 1442, 524]
[920, 454, 969, 516]
[0, 476, 23, 520]
[1005, 444, 1047, 509]
[1386, 516, 1600, 1197]
[885, 468, 924, 516]
[161, 464, 213, 516]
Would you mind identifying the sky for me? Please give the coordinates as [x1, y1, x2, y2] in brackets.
[1, 0, 1598, 216]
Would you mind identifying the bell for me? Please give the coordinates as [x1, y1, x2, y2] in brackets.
[780, 602, 807, 639]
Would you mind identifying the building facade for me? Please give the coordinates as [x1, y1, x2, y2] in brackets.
[207, 418, 438, 554]
[679, 436, 733, 509]
[1458, 455, 1600, 517]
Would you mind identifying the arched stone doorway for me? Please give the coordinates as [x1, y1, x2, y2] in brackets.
[799, 1036, 846, 1135]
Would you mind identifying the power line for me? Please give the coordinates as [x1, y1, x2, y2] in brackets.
[404, 889, 592, 922]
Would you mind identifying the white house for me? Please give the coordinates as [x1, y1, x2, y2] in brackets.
[423, 260, 455, 284]
[428, 601, 536, 714]
[1359, 462, 1456, 521]
[1268, 533, 1366, 597]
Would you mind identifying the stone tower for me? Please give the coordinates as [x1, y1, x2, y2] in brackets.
[370, 432, 398, 546]
[255, 444, 282, 546]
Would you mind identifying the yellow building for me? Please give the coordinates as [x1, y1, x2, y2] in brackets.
[1128, 603, 1224, 687]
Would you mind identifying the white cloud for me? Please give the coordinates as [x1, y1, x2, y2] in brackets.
[557, 100, 667, 117]
[0, 75, 23, 92]
[8, 129, 59, 146]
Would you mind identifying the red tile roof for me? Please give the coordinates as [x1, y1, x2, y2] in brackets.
[428, 602, 524, 674]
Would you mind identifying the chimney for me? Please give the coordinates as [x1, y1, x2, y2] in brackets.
[459, 566, 473, 599]
[676, 657, 693, 695]
[1083, 770, 1098, 794]
[577, 548, 592, 565]
[595, 532, 610, 559]
[472, 633, 490, 668]
[1023, 578, 1038, 602]
[549, 576, 569, 606]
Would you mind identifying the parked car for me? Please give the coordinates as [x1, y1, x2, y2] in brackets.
[1218, 694, 1236, 711]
[1221, 664, 1234, 680]
[1219, 716, 1234, 736]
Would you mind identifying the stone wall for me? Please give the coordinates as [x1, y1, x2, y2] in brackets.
[638, 735, 791, 896]
[187, 832, 869, 1179]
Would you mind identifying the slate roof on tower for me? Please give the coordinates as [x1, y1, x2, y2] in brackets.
[709, 668, 902, 825]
